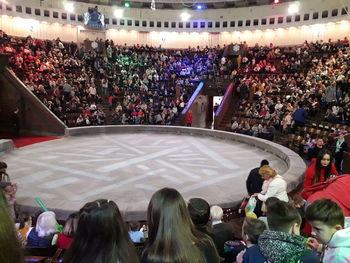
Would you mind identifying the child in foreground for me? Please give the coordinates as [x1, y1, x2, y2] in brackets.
[306, 198, 350, 263]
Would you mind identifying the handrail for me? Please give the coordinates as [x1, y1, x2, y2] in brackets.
[215, 82, 234, 117]
[181, 82, 204, 115]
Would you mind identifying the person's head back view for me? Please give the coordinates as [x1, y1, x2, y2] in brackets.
[0, 189, 24, 263]
[266, 199, 301, 234]
[36, 211, 58, 237]
[145, 187, 219, 263]
[64, 199, 138, 263]
[187, 198, 210, 227]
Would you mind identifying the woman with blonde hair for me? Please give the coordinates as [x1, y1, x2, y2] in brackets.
[252, 165, 288, 203]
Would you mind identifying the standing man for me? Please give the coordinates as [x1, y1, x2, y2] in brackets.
[246, 159, 269, 217]
[12, 108, 20, 138]
[334, 133, 348, 173]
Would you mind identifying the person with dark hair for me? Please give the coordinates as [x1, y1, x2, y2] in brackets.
[246, 160, 269, 217]
[0, 161, 10, 187]
[307, 138, 325, 161]
[293, 103, 308, 130]
[257, 200, 319, 263]
[56, 212, 79, 249]
[64, 199, 138, 263]
[0, 189, 24, 263]
[246, 159, 269, 196]
[141, 188, 220, 263]
[303, 149, 338, 190]
[187, 197, 212, 236]
[16, 212, 32, 246]
[306, 199, 349, 263]
[236, 217, 267, 263]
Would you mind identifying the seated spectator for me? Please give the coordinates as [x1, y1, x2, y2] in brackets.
[0, 161, 10, 188]
[188, 198, 212, 237]
[210, 205, 234, 259]
[0, 189, 24, 263]
[128, 221, 145, 243]
[236, 217, 267, 263]
[252, 165, 289, 203]
[303, 150, 338, 192]
[142, 188, 220, 263]
[64, 199, 138, 263]
[4, 184, 17, 219]
[27, 211, 58, 248]
[258, 200, 319, 262]
[16, 212, 32, 246]
[306, 199, 350, 263]
[56, 212, 78, 249]
[308, 138, 325, 161]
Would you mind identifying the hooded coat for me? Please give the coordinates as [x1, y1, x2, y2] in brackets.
[323, 228, 350, 263]
[258, 230, 319, 263]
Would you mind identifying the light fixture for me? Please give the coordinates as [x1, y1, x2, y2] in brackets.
[114, 9, 124, 18]
[180, 12, 191, 22]
[196, 4, 203, 10]
[288, 2, 300, 14]
[124, 2, 131, 8]
[151, 0, 156, 10]
[64, 2, 74, 13]
[274, 0, 280, 4]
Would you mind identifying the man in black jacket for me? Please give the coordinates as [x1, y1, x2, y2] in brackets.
[246, 159, 269, 196]
[246, 159, 269, 217]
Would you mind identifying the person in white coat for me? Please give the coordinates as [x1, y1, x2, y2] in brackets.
[306, 199, 350, 263]
[252, 165, 289, 203]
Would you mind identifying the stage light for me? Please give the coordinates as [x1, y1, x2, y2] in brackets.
[288, 2, 300, 14]
[64, 2, 74, 13]
[274, 0, 280, 4]
[196, 4, 203, 10]
[124, 2, 131, 8]
[180, 12, 191, 22]
[114, 8, 124, 18]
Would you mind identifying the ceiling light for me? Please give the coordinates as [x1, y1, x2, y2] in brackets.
[64, 2, 74, 13]
[114, 9, 124, 18]
[180, 12, 191, 22]
[288, 3, 299, 14]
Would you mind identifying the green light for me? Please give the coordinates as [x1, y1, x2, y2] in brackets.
[124, 2, 131, 8]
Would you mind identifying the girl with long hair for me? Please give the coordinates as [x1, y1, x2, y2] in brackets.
[0, 189, 24, 263]
[303, 149, 338, 189]
[64, 199, 139, 263]
[142, 187, 220, 263]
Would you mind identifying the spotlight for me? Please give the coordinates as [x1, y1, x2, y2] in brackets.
[124, 2, 131, 8]
[64, 2, 74, 13]
[274, 0, 280, 4]
[114, 9, 124, 18]
[180, 12, 191, 22]
[196, 4, 203, 10]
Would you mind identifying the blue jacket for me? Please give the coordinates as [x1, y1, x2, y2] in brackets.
[293, 108, 307, 123]
[27, 228, 53, 248]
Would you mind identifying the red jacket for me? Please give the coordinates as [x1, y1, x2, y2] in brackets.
[303, 159, 338, 189]
[305, 175, 350, 216]
[186, 112, 193, 124]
